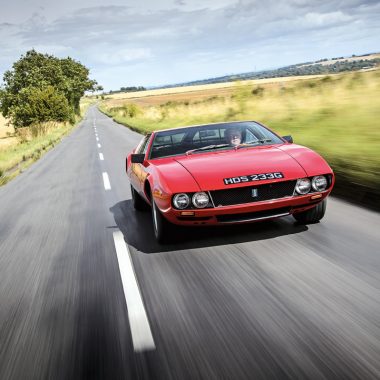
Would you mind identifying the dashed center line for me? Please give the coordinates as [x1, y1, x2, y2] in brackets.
[95, 119, 154, 351]
[113, 230, 156, 352]
[102, 172, 111, 190]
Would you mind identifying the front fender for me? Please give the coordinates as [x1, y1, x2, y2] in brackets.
[278, 144, 333, 177]
[146, 159, 201, 211]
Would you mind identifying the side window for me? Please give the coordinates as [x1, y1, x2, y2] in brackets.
[245, 129, 259, 143]
[153, 133, 185, 146]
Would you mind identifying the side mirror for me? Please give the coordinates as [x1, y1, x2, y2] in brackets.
[282, 135, 293, 143]
[131, 153, 145, 164]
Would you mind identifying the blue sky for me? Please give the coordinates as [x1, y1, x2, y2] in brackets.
[0, 0, 379, 90]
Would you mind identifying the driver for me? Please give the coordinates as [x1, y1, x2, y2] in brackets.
[225, 127, 243, 147]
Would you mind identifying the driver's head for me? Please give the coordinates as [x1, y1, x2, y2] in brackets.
[225, 127, 242, 146]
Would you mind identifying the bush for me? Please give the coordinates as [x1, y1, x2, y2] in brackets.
[126, 103, 141, 118]
[251, 86, 265, 96]
[9, 86, 71, 128]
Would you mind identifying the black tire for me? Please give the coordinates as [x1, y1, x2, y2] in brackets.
[151, 199, 173, 243]
[293, 199, 327, 224]
[131, 184, 149, 211]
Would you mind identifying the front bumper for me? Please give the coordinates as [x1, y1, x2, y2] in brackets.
[159, 190, 331, 226]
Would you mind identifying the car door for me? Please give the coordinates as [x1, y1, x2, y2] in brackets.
[131, 134, 152, 193]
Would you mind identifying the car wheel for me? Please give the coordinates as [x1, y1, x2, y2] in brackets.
[293, 198, 327, 224]
[151, 199, 172, 243]
[131, 184, 149, 211]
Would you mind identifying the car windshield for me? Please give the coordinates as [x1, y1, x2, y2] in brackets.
[149, 122, 283, 159]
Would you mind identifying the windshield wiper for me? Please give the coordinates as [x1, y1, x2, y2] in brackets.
[186, 144, 230, 155]
[235, 139, 273, 149]
[153, 144, 173, 150]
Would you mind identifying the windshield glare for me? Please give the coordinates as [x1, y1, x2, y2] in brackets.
[149, 122, 283, 159]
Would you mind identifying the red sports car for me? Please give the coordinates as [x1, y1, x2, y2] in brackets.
[127, 121, 334, 243]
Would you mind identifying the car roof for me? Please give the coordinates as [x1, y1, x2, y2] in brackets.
[154, 120, 259, 134]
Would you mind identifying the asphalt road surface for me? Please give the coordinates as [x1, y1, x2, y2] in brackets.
[0, 107, 379, 380]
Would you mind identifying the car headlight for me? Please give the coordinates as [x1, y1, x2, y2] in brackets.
[192, 192, 209, 208]
[295, 178, 311, 195]
[312, 175, 328, 192]
[173, 193, 190, 209]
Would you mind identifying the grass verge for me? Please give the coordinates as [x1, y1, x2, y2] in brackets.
[0, 99, 94, 186]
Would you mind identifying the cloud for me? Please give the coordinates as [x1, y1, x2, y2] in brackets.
[97, 48, 153, 65]
[303, 11, 353, 27]
[0, 0, 379, 89]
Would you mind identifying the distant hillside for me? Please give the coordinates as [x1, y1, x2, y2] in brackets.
[158, 53, 380, 89]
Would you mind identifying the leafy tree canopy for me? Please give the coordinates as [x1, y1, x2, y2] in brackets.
[0, 50, 101, 127]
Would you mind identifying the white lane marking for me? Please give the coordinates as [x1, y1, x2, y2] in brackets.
[96, 137, 99, 141]
[113, 230, 156, 352]
[102, 172, 111, 190]
[99, 153, 104, 160]
[97, 143, 101, 148]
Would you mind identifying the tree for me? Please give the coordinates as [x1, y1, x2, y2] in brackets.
[59, 56, 98, 114]
[0, 50, 99, 127]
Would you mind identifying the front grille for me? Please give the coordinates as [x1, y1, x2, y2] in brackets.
[210, 180, 296, 207]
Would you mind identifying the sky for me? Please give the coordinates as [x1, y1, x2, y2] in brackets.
[0, 0, 379, 90]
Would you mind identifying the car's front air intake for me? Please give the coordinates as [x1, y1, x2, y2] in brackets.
[210, 181, 296, 207]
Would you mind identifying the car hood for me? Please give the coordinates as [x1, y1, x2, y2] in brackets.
[173, 145, 308, 190]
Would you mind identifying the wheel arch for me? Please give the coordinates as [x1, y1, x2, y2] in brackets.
[144, 179, 152, 205]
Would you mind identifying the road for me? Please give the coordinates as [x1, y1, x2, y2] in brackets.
[0, 106, 379, 380]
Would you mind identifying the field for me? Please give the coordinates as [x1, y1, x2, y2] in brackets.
[0, 114, 16, 149]
[99, 70, 380, 205]
[104, 74, 326, 102]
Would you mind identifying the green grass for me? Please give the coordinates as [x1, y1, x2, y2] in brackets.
[0, 123, 73, 172]
[99, 70, 380, 192]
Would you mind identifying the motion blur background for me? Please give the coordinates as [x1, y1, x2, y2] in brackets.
[1, 1, 380, 379]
